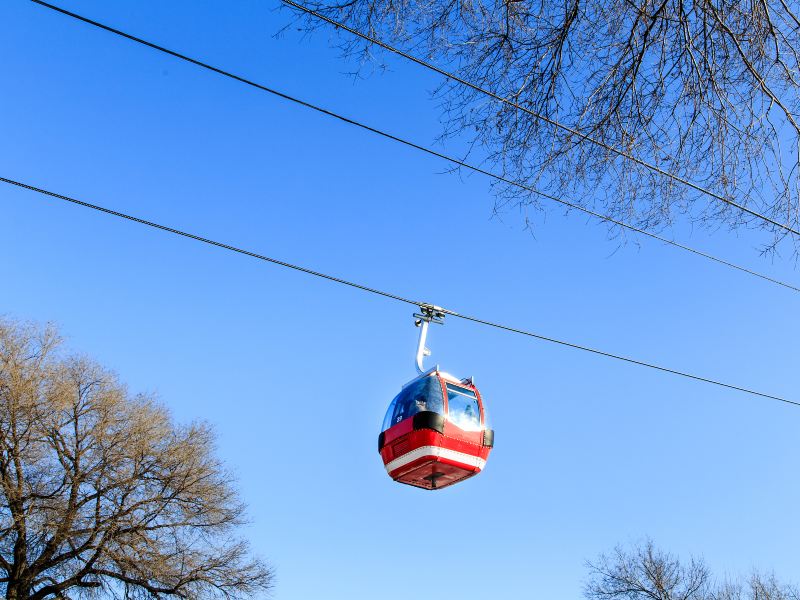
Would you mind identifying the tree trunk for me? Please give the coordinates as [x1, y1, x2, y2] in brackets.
[6, 581, 31, 600]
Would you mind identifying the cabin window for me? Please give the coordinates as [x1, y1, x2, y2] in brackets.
[445, 384, 481, 431]
[381, 376, 445, 431]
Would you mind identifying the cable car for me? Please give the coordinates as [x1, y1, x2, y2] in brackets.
[378, 305, 494, 490]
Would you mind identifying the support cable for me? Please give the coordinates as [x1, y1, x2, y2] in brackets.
[1, 174, 797, 408]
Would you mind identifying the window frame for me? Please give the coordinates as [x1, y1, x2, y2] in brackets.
[443, 381, 484, 431]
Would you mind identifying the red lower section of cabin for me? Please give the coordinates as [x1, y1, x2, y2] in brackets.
[388, 453, 479, 490]
[379, 423, 491, 490]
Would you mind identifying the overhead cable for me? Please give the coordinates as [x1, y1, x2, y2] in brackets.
[1, 174, 797, 408]
[282, 0, 800, 237]
[28, 0, 800, 294]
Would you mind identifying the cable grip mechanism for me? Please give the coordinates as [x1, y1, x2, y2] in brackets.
[413, 304, 445, 374]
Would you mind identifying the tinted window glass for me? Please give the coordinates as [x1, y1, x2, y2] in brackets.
[446, 384, 481, 431]
[381, 376, 445, 431]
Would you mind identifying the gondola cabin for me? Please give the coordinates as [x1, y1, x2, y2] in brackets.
[378, 368, 494, 490]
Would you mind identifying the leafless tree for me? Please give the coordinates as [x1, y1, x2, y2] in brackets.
[585, 540, 798, 600]
[0, 319, 273, 600]
[294, 0, 800, 251]
[586, 540, 711, 600]
[714, 574, 800, 600]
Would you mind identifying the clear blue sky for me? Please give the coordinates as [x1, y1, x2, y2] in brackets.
[2, 1, 799, 598]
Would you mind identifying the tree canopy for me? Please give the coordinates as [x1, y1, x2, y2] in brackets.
[0, 319, 273, 600]
[586, 540, 798, 600]
[296, 0, 800, 251]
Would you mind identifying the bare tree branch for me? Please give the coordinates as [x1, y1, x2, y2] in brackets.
[294, 0, 800, 253]
[585, 541, 799, 600]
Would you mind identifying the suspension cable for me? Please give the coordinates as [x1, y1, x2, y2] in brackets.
[2, 174, 797, 408]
